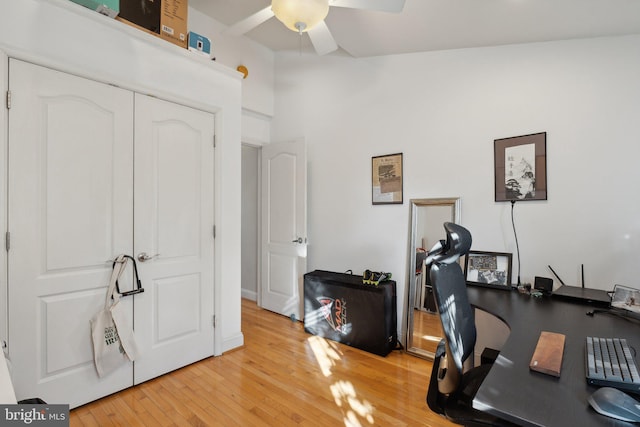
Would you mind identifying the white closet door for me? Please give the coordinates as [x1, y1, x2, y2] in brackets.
[7, 59, 134, 407]
[133, 94, 215, 384]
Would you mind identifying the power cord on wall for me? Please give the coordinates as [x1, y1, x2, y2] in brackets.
[511, 200, 521, 287]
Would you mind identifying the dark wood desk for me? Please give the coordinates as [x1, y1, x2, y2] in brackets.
[467, 286, 640, 427]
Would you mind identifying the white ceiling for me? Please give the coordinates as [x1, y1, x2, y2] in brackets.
[190, 0, 640, 57]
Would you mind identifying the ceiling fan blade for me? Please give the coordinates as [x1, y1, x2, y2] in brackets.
[224, 6, 275, 36]
[307, 21, 339, 56]
[330, 0, 405, 13]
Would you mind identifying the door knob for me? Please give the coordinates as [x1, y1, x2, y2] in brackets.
[291, 237, 305, 244]
[137, 252, 159, 262]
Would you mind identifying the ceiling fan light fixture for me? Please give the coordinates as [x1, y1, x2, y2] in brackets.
[271, 0, 329, 33]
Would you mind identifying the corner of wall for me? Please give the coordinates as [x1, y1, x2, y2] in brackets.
[221, 332, 245, 355]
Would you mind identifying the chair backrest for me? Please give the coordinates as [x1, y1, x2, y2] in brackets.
[428, 222, 475, 391]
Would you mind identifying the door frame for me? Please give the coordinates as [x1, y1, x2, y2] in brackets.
[0, 52, 227, 360]
[0, 51, 8, 353]
[1, 0, 247, 360]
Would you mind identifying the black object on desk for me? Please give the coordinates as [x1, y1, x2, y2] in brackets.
[553, 285, 612, 308]
[534, 276, 553, 294]
[303, 270, 397, 356]
[468, 286, 640, 427]
[548, 264, 611, 307]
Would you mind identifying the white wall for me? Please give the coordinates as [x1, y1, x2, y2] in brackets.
[188, 7, 275, 118]
[188, 6, 274, 148]
[272, 35, 640, 333]
[241, 145, 260, 301]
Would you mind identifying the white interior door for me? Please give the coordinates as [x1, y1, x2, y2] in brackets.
[7, 59, 134, 407]
[260, 140, 307, 319]
[132, 94, 215, 384]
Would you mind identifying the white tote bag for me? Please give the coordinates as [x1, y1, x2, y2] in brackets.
[90, 255, 139, 378]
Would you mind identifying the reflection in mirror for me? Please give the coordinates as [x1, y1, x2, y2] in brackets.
[404, 198, 460, 360]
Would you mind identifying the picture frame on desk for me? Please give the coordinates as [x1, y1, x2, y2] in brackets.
[464, 251, 513, 290]
[494, 132, 547, 202]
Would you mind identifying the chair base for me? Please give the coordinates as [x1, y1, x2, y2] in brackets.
[427, 341, 518, 427]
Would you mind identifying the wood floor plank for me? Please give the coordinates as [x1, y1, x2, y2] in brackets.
[69, 412, 94, 427]
[70, 299, 455, 426]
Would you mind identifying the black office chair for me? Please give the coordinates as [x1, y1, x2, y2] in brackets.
[425, 222, 516, 426]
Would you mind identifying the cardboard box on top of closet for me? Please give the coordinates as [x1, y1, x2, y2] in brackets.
[118, 0, 188, 48]
[69, 0, 189, 48]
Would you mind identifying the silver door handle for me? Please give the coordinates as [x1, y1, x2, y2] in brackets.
[292, 237, 305, 244]
[137, 252, 159, 262]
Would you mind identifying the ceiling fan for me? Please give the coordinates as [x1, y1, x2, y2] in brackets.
[225, 0, 406, 55]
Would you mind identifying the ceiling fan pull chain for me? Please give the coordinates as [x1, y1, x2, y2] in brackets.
[296, 22, 306, 55]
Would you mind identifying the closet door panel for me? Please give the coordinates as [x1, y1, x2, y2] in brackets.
[133, 94, 215, 384]
[7, 59, 134, 408]
[155, 125, 201, 257]
[45, 97, 122, 269]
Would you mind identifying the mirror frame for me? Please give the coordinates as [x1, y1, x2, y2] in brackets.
[404, 197, 461, 360]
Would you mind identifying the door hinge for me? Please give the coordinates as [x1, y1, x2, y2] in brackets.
[213, 225, 216, 238]
[212, 315, 216, 328]
[6, 90, 11, 109]
[5, 232, 9, 252]
[213, 134, 216, 148]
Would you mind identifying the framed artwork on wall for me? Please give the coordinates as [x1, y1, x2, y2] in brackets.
[464, 251, 513, 290]
[494, 132, 547, 202]
[372, 153, 403, 205]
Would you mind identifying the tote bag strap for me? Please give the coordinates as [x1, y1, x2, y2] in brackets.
[105, 254, 127, 307]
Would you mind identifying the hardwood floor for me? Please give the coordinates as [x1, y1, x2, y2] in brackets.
[70, 299, 455, 426]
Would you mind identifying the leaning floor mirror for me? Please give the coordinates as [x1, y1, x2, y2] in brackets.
[404, 197, 460, 359]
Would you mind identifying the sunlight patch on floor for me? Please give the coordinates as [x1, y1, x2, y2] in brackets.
[308, 335, 342, 377]
[330, 380, 374, 426]
[307, 335, 376, 426]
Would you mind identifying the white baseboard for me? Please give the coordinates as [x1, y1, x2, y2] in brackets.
[241, 289, 257, 301]
[222, 332, 244, 354]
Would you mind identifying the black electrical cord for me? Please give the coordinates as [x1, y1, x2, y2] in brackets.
[586, 308, 640, 326]
[511, 200, 521, 286]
